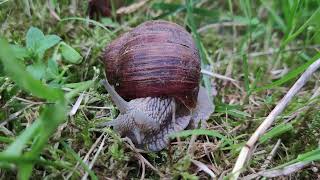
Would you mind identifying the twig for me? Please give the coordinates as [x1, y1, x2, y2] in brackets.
[47, 0, 61, 21]
[259, 161, 310, 177]
[139, 156, 146, 180]
[69, 0, 77, 15]
[187, 134, 198, 155]
[82, 105, 113, 110]
[231, 57, 320, 179]
[260, 139, 281, 170]
[135, 153, 162, 177]
[187, 122, 209, 156]
[242, 161, 311, 179]
[191, 159, 216, 178]
[201, 69, 237, 82]
[82, 135, 107, 180]
[0, 126, 14, 136]
[0, 0, 10, 5]
[13, 96, 43, 105]
[1, 104, 33, 126]
[124, 138, 164, 177]
[66, 133, 105, 179]
[116, 0, 149, 15]
[311, 86, 320, 99]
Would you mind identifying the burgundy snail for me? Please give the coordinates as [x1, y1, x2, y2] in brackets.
[100, 20, 214, 151]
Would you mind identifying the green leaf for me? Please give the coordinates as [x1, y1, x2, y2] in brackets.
[20, 103, 68, 158]
[26, 27, 61, 58]
[281, 7, 320, 49]
[9, 44, 29, 59]
[46, 58, 59, 79]
[0, 37, 64, 101]
[0, 136, 13, 143]
[36, 35, 61, 57]
[60, 42, 82, 64]
[26, 63, 46, 80]
[26, 27, 44, 50]
[215, 103, 250, 118]
[261, 1, 286, 32]
[227, 109, 251, 118]
[16, 101, 68, 180]
[298, 149, 320, 162]
[18, 163, 33, 180]
[259, 124, 293, 144]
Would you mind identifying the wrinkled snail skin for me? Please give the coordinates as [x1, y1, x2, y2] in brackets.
[101, 20, 214, 151]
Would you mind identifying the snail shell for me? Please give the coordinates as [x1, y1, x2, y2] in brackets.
[103, 20, 200, 108]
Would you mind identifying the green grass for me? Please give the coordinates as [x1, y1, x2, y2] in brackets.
[0, 0, 320, 179]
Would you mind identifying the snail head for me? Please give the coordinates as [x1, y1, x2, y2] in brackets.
[99, 80, 160, 145]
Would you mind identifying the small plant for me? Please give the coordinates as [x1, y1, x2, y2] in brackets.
[10, 27, 82, 85]
[0, 26, 94, 179]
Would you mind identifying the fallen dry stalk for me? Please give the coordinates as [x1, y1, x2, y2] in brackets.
[116, 0, 149, 15]
[257, 161, 310, 177]
[231, 57, 320, 179]
[260, 139, 282, 170]
[242, 161, 310, 179]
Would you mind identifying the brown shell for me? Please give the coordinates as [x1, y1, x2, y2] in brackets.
[103, 20, 201, 108]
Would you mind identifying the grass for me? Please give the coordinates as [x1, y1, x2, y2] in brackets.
[0, 0, 320, 179]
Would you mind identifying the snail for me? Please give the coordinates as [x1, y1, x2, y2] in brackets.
[100, 20, 214, 151]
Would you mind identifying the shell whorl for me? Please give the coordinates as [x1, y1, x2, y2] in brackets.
[103, 20, 201, 108]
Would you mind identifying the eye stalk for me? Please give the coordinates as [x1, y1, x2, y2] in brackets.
[100, 79, 128, 113]
[100, 80, 162, 146]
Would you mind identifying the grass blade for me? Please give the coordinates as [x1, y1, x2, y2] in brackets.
[170, 129, 233, 146]
[3, 120, 41, 156]
[62, 142, 98, 180]
[254, 52, 320, 92]
[259, 123, 293, 144]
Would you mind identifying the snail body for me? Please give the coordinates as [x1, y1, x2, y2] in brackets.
[101, 20, 213, 151]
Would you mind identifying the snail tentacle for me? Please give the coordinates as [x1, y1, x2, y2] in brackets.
[101, 79, 128, 113]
